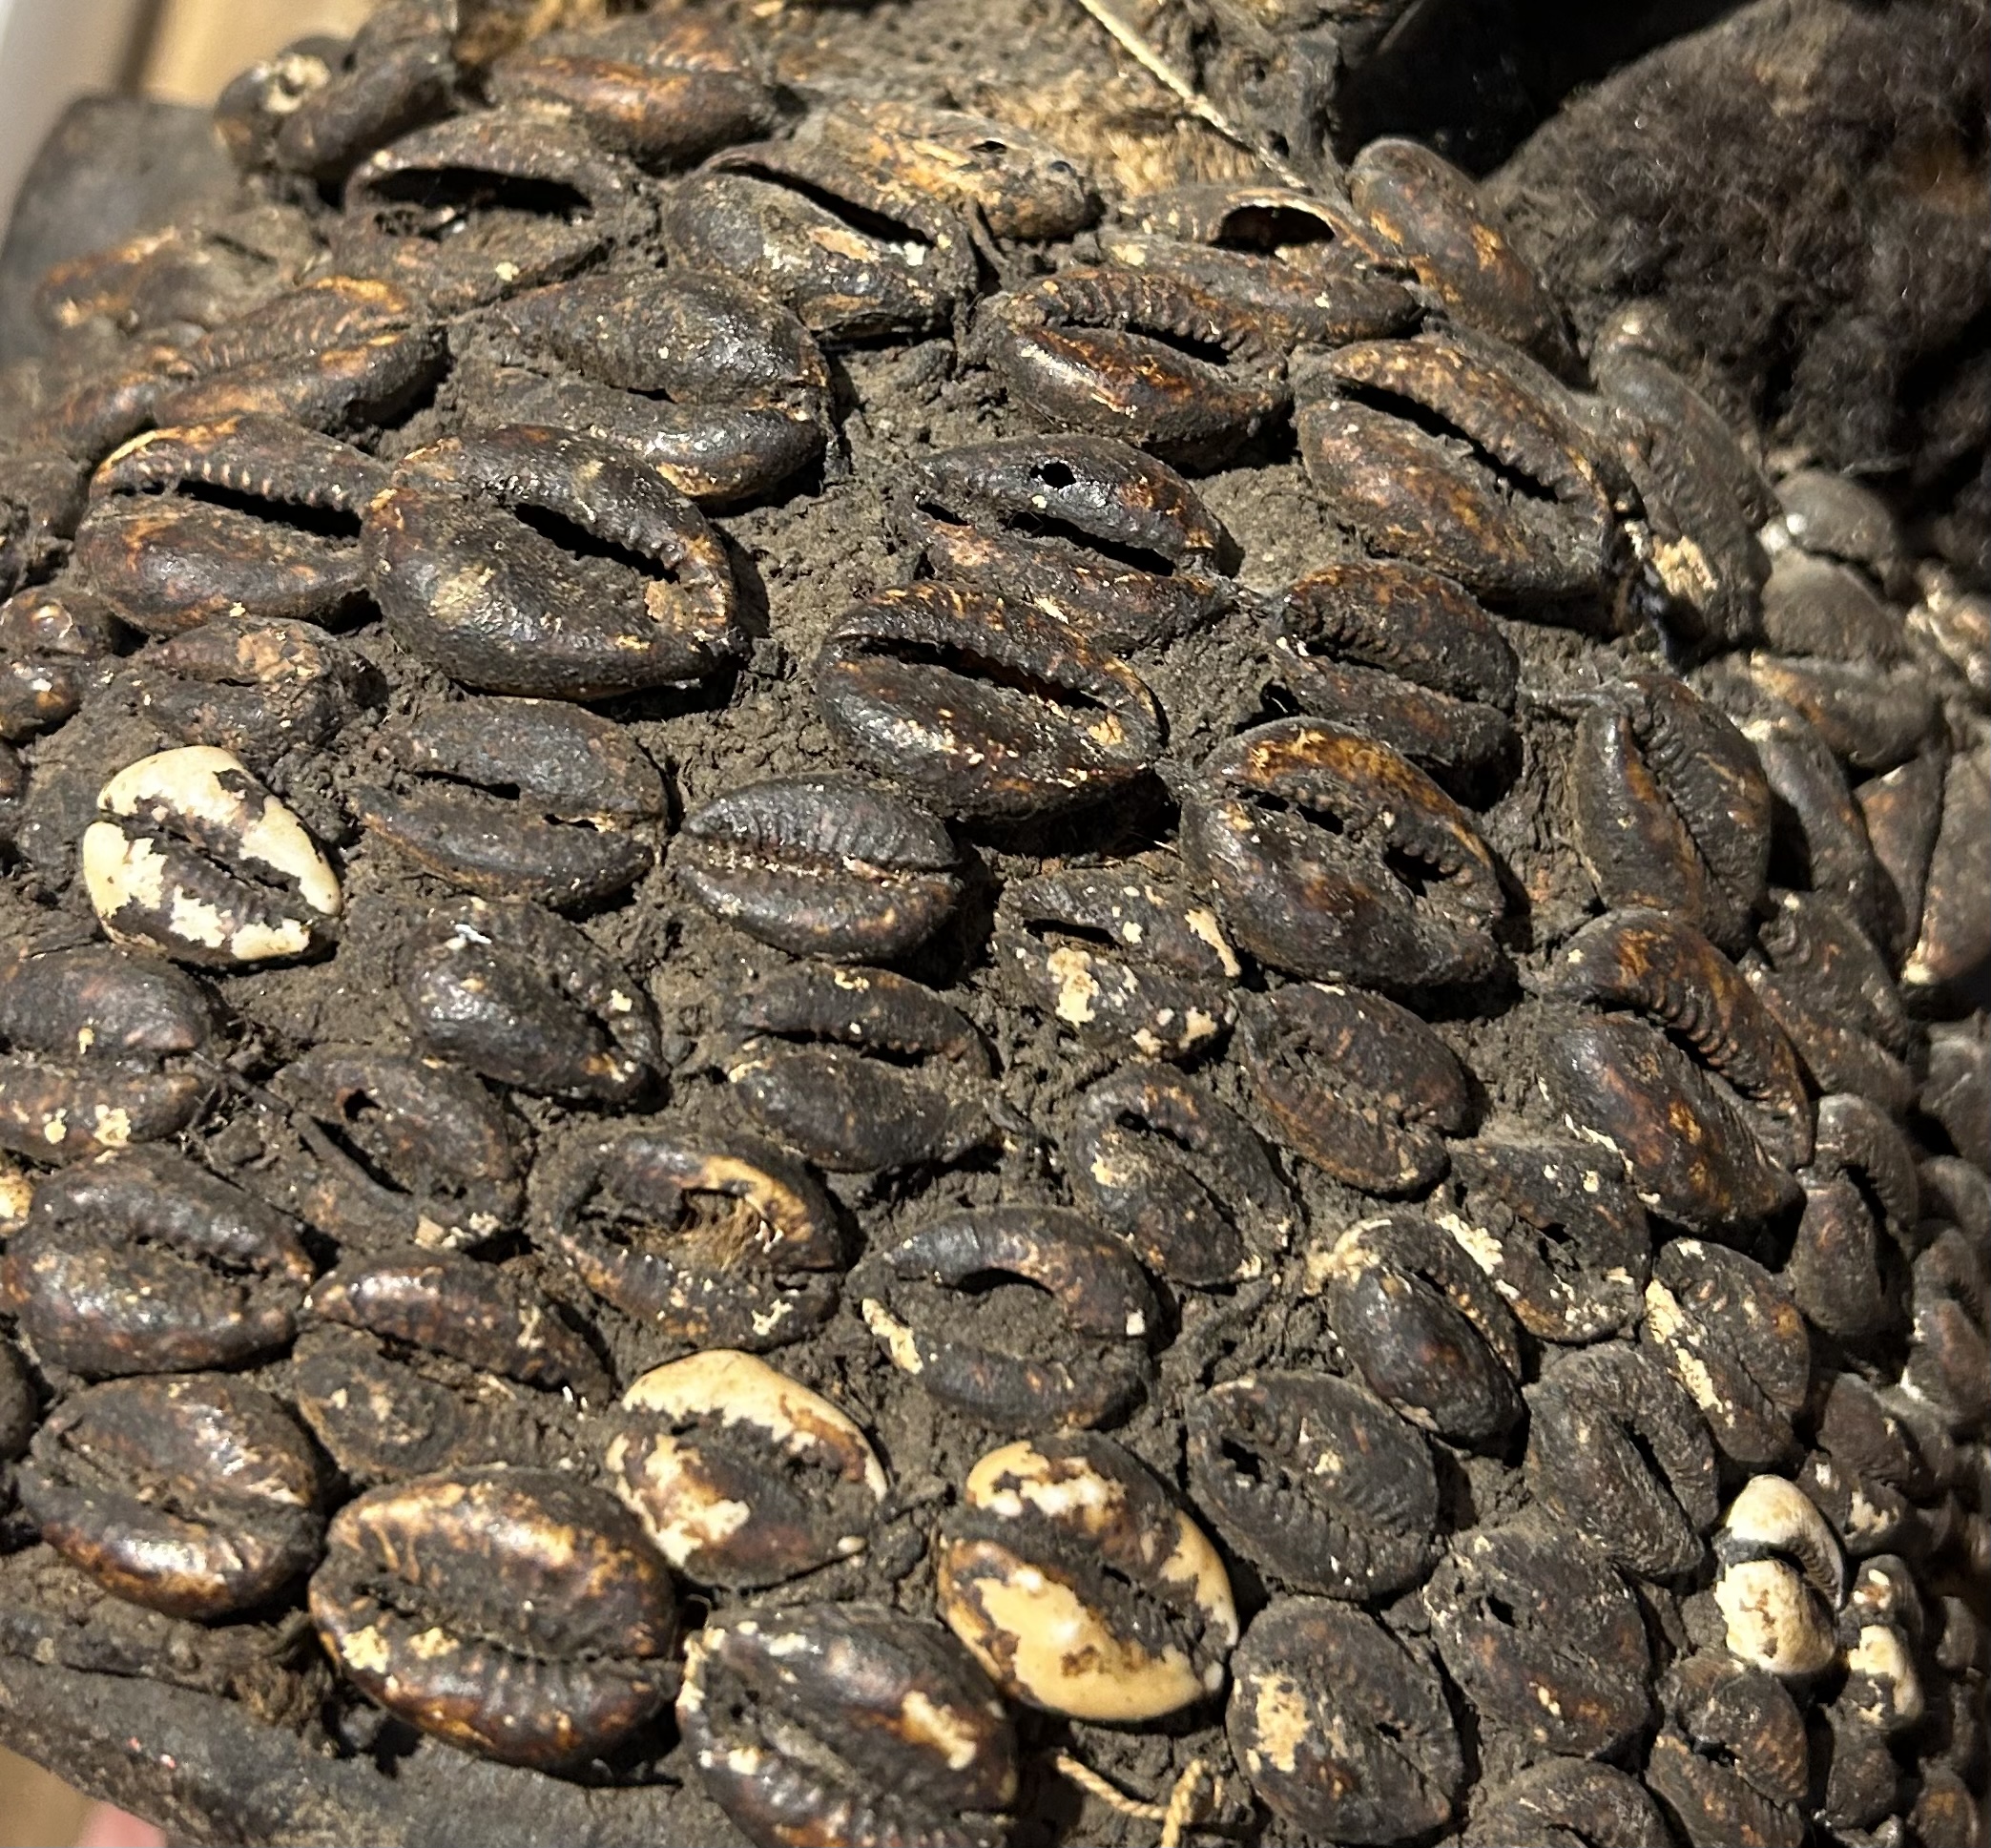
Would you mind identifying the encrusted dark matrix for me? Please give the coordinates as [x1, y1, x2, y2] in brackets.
[0, 2, 1984, 1844]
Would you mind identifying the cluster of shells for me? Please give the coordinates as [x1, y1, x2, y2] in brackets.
[0, 2, 1986, 1843]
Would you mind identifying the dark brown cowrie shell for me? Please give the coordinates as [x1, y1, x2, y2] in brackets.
[1907, 572, 1991, 700]
[82, 746, 343, 967]
[1740, 653, 1937, 775]
[1783, 1172, 1903, 1349]
[1241, 984, 1471, 1194]
[807, 96, 1095, 239]
[993, 862, 1238, 1060]
[1424, 1516, 1651, 1756]
[339, 111, 643, 313]
[1904, 744, 1990, 999]
[1642, 1238, 1810, 1469]
[1441, 1135, 1650, 1344]
[1748, 970, 1915, 1125]
[606, 1351, 885, 1588]
[20, 1374, 321, 1619]
[1645, 1651, 1809, 1848]
[679, 1603, 1018, 1848]
[1538, 1013, 1799, 1235]
[218, 1, 453, 180]
[0, 584, 121, 745]
[1125, 182, 1391, 270]
[1759, 551, 1903, 664]
[1856, 750, 1943, 953]
[1184, 718, 1504, 992]
[937, 1432, 1236, 1720]
[662, 144, 977, 343]
[1816, 1375, 1929, 1511]
[1187, 1370, 1439, 1599]
[136, 616, 371, 770]
[310, 1466, 677, 1767]
[3, 1148, 312, 1377]
[154, 276, 443, 435]
[1551, 906, 1813, 1167]
[1744, 712, 1897, 949]
[1463, 1758, 1672, 1848]
[1755, 886, 1916, 1060]
[1067, 1063, 1291, 1285]
[1227, 1597, 1462, 1846]
[1526, 1342, 1719, 1581]
[719, 964, 989, 1173]
[1919, 1020, 1989, 1171]
[676, 774, 961, 960]
[470, 267, 828, 506]
[399, 895, 660, 1102]
[1316, 1212, 1523, 1445]
[1594, 342, 1771, 652]
[486, 11, 776, 169]
[355, 696, 663, 907]
[1351, 137, 1577, 375]
[364, 425, 743, 700]
[0, 924, 218, 1155]
[1571, 672, 1772, 955]
[815, 582, 1163, 819]
[978, 266, 1289, 469]
[1773, 467, 1906, 590]
[73, 416, 384, 637]
[854, 1208, 1155, 1431]
[1298, 330, 1615, 597]
[896, 435, 1233, 650]
[530, 1125, 840, 1352]
[271, 1045, 524, 1251]
[1904, 1227, 1990, 1435]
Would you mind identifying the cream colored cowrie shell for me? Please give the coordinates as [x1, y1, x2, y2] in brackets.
[83, 745, 341, 966]
[604, 1350, 886, 1589]
[1712, 1475, 1843, 1677]
[1838, 1623, 1923, 1734]
[934, 1431, 1237, 1723]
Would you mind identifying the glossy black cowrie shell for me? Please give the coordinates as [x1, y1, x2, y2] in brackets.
[719, 964, 989, 1173]
[1227, 1596, 1462, 1846]
[662, 142, 978, 343]
[936, 1431, 1237, 1720]
[854, 1208, 1156, 1432]
[896, 435, 1234, 650]
[1184, 717, 1504, 993]
[1297, 330, 1615, 598]
[978, 266, 1290, 469]
[135, 616, 372, 771]
[605, 1351, 886, 1588]
[1526, 1342, 1720, 1581]
[20, 1373, 322, 1620]
[82, 745, 342, 967]
[676, 774, 961, 961]
[1550, 906, 1813, 1168]
[529, 1125, 841, 1353]
[363, 425, 743, 700]
[1240, 984, 1472, 1194]
[993, 862, 1238, 1061]
[295, 1246, 606, 1484]
[815, 582, 1163, 819]
[1571, 672, 1772, 955]
[398, 895, 660, 1102]
[270, 1045, 524, 1252]
[1642, 1238, 1810, 1469]
[354, 696, 664, 908]
[1316, 1212, 1524, 1445]
[1067, 1062, 1291, 1285]
[1441, 1135, 1651, 1343]
[3, 1148, 312, 1378]
[1187, 1370, 1439, 1598]
[0, 940, 212, 1166]
[679, 1603, 1017, 1848]
[1422, 1516, 1652, 1757]
[1538, 1012, 1799, 1236]
[1350, 138, 1577, 375]
[310, 1466, 677, 1768]
[338, 111, 644, 313]
[468, 267, 828, 506]
[485, 11, 777, 170]
[73, 416, 384, 638]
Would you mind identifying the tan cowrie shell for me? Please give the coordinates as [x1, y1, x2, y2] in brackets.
[935, 1433, 1236, 1723]
[604, 1351, 886, 1589]
[1838, 1622, 1923, 1734]
[83, 745, 341, 966]
[1712, 1475, 1843, 1677]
